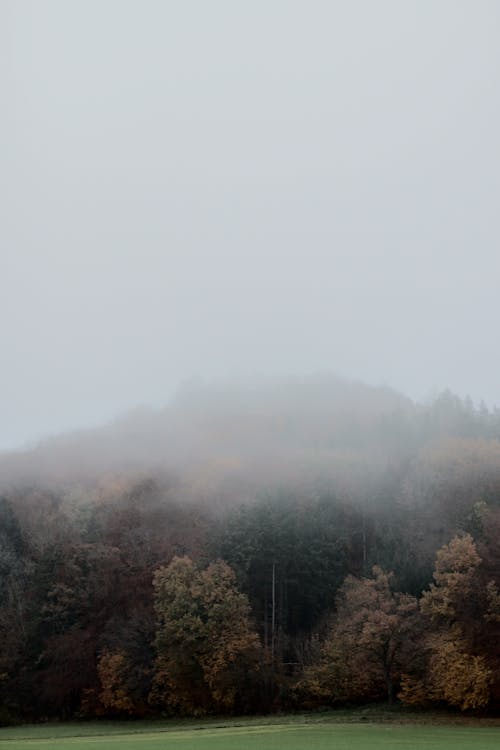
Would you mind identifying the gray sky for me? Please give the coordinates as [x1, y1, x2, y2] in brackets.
[2, 0, 499, 451]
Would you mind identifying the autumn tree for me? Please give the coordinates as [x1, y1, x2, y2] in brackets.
[298, 566, 419, 705]
[400, 534, 492, 710]
[151, 556, 261, 714]
[97, 650, 137, 715]
[420, 533, 482, 622]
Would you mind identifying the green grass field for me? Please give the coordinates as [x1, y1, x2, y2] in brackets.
[1, 715, 500, 750]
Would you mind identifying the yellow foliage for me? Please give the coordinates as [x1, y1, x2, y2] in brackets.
[398, 675, 428, 706]
[98, 650, 136, 715]
[421, 534, 481, 622]
[152, 556, 261, 714]
[427, 629, 491, 710]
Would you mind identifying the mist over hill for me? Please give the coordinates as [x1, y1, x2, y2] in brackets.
[1, 374, 498, 508]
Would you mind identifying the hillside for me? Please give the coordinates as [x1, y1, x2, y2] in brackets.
[0, 375, 424, 496]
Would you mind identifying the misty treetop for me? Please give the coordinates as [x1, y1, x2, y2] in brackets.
[1, 378, 500, 720]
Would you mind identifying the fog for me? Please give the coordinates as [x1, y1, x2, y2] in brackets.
[1, 374, 498, 513]
[2, 0, 500, 451]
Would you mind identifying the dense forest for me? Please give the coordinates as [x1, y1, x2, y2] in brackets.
[1, 376, 500, 722]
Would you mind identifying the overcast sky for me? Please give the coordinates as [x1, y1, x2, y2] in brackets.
[2, 0, 500, 450]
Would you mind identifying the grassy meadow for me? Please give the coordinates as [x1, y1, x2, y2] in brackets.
[1, 712, 500, 750]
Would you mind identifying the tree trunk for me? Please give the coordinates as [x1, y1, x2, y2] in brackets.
[384, 666, 395, 704]
[271, 562, 276, 661]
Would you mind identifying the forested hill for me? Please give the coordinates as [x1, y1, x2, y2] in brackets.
[1, 375, 499, 502]
[2, 376, 500, 721]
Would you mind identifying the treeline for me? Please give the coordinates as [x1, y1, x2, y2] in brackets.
[1, 385, 500, 720]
